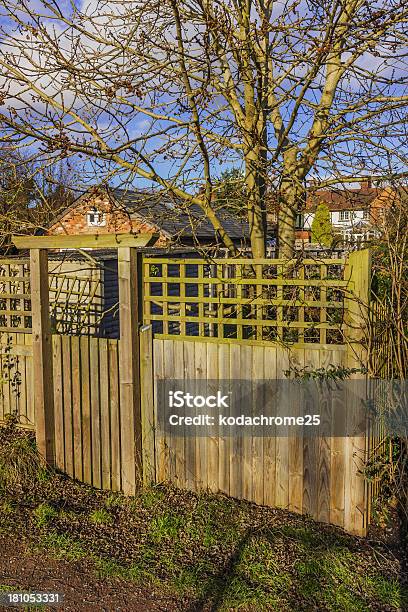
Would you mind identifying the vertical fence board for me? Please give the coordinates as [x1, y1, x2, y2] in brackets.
[241, 344, 253, 502]
[207, 342, 219, 493]
[71, 336, 82, 481]
[263, 345, 276, 507]
[99, 339, 111, 490]
[252, 345, 264, 505]
[217, 343, 230, 496]
[302, 348, 319, 518]
[90, 338, 102, 489]
[316, 348, 333, 525]
[61, 336, 74, 478]
[183, 340, 196, 491]
[140, 326, 156, 485]
[288, 348, 304, 514]
[109, 340, 121, 491]
[194, 341, 208, 491]
[163, 340, 176, 483]
[173, 339, 186, 489]
[153, 338, 166, 483]
[229, 343, 242, 499]
[275, 348, 290, 509]
[80, 336, 92, 485]
[52, 335, 65, 470]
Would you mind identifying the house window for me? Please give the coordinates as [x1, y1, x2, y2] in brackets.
[87, 207, 106, 227]
[339, 210, 350, 221]
[362, 210, 369, 220]
[295, 212, 304, 229]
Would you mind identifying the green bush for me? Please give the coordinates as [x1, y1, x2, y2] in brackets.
[311, 203, 335, 247]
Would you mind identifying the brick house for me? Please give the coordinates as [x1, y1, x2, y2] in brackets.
[297, 180, 394, 245]
[48, 185, 250, 249]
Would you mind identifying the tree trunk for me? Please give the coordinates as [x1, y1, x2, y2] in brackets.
[278, 150, 303, 259]
[244, 147, 267, 258]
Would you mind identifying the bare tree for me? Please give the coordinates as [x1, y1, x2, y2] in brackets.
[0, 150, 76, 253]
[0, 0, 407, 256]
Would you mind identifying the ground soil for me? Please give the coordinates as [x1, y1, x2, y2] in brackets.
[0, 535, 182, 612]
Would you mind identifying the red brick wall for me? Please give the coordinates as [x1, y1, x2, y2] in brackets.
[48, 191, 169, 246]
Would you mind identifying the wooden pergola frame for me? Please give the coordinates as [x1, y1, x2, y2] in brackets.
[12, 233, 159, 493]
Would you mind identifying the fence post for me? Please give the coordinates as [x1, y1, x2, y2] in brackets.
[118, 247, 142, 494]
[30, 248, 55, 466]
[344, 248, 371, 535]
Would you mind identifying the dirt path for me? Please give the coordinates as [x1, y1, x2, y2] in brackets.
[0, 535, 183, 612]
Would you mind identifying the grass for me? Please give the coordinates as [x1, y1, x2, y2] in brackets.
[0, 423, 407, 611]
[33, 503, 58, 528]
[89, 508, 113, 525]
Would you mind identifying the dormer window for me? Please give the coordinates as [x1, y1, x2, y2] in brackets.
[87, 207, 106, 227]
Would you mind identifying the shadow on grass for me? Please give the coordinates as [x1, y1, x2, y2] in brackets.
[189, 522, 407, 612]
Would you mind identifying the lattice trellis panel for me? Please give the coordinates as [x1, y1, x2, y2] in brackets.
[0, 259, 31, 332]
[143, 258, 347, 345]
[0, 258, 105, 336]
[49, 272, 104, 335]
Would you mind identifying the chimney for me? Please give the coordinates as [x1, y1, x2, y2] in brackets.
[360, 177, 372, 190]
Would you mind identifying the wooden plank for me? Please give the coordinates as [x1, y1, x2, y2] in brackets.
[206, 342, 219, 493]
[316, 348, 332, 525]
[183, 340, 196, 491]
[24, 334, 34, 428]
[71, 335, 83, 481]
[344, 249, 371, 535]
[275, 347, 290, 509]
[263, 345, 277, 507]
[0, 346, 5, 421]
[173, 339, 186, 488]
[288, 347, 304, 514]
[153, 339, 167, 483]
[52, 335, 65, 470]
[140, 326, 156, 485]
[19, 336, 28, 424]
[30, 249, 55, 465]
[217, 343, 230, 496]
[80, 336, 92, 485]
[109, 340, 121, 492]
[241, 344, 253, 501]
[163, 339, 176, 484]
[302, 348, 319, 519]
[13, 232, 159, 250]
[229, 343, 242, 499]
[194, 341, 208, 492]
[118, 247, 142, 495]
[145, 257, 345, 266]
[90, 337, 102, 489]
[252, 345, 264, 505]
[99, 339, 111, 490]
[61, 336, 74, 478]
[153, 334, 347, 351]
[329, 348, 347, 529]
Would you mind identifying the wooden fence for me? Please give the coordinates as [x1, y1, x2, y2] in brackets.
[143, 333, 367, 534]
[0, 245, 375, 535]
